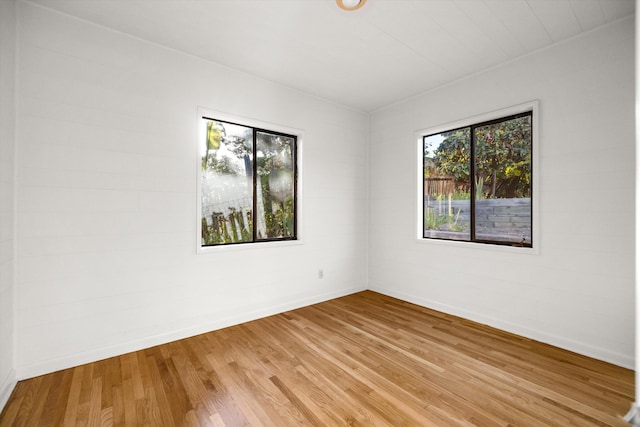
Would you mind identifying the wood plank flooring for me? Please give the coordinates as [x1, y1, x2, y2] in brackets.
[0, 291, 634, 426]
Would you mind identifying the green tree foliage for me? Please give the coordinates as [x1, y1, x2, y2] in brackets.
[430, 116, 531, 199]
[429, 127, 471, 181]
[202, 121, 251, 174]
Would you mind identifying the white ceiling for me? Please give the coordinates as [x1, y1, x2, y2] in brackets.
[27, 0, 635, 112]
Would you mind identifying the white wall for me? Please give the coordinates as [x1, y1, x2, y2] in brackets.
[15, 2, 369, 378]
[369, 17, 635, 368]
[0, 0, 18, 409]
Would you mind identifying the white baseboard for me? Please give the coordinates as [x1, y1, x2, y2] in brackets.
[0, 369, 17, 414]
[370, 286, 634, 370]
[15, 283, 630, 383]
[16, 286, 367, 380]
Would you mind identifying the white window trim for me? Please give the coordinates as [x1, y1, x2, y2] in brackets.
[196, 107, 304, 254]
[414, 100, 540, 254]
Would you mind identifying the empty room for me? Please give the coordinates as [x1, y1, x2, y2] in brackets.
[0, 0, 637, 425]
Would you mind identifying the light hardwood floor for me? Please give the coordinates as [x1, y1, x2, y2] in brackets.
[0, 291, 634, 426]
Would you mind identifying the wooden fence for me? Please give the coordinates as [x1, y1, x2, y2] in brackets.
[424, 176, 455, 196]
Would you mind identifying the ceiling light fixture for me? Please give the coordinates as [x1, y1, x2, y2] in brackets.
[336, 0, 367, 11]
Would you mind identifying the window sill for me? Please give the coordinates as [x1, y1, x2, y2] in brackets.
[197, 238, 304, 255]
[415, 237, 539, 255]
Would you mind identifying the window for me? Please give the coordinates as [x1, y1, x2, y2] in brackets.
[421, 108, 534, 247]
[199, 115, 297, 247]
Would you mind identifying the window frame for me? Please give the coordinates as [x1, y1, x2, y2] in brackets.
[415, 101, 539, 253]
[197, 108, 303, 253]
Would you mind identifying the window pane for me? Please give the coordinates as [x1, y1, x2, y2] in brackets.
[256, 131, 295, 240]
[474, 115, 532, 245]
[423, 128, 471, 241]
[201, 120, 254, 245]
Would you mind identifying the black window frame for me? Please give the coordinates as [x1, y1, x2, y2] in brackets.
[200, 116, 298, 248]
[422, 111, 533, 248]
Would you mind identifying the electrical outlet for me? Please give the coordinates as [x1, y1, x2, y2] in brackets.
[318, 269, 324, 279]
